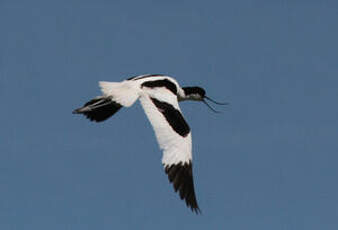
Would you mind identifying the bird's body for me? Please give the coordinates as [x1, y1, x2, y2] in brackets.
[73, 74, 226, 213]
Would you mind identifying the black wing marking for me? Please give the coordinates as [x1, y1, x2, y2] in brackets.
[73, 97, 122, 122]
[165, 161, 201, 213]
[126, 74, 141, 80]
[142, 79, 178, 95]
[150, 97, 190, 137]
[127, 74, 165, 81]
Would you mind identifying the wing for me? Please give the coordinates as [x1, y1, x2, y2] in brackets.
[139, 87, 201, 213]
[73, 96, 122, 122]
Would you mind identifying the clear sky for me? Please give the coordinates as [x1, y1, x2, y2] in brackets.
[1, 0, 338, 229]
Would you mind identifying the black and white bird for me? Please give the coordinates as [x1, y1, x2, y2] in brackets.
[73, 74, 227, 213]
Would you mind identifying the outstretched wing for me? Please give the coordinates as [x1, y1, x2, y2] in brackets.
[139, 87, 200, 213]
[73, 96, 122, 122]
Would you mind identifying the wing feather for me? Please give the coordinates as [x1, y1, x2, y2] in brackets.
[139, 88, 200, 213]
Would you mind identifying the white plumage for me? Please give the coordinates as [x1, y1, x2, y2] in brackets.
[73, 74, 226, 213]
[139, 90, 192, 166]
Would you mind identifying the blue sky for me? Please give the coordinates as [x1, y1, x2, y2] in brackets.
[1, 0, 338, 229]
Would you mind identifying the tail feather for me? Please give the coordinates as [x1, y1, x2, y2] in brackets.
[99, 81, 139, 107]
[73, 96, 122, 122]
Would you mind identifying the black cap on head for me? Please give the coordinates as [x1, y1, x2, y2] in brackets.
[182, 86, 228, 113]
[182, 87, 206, 97]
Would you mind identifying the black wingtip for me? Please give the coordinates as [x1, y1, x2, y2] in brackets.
[192, 206, 202, 214]
[72, 106, 91, 114]
[164, 161, 201, 214]
[72, 108, 81, 114]
[73, 97, 122, 122]
[189, 201, 202, 214]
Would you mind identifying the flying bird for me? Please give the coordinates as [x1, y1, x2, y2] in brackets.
[73, 74, 227, 213]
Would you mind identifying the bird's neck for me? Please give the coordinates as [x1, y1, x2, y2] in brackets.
[177, 87, 188, 101]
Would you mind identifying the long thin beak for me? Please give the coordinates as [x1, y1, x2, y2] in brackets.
[202, 100, 221, 113]
[204, 96, 229, 105]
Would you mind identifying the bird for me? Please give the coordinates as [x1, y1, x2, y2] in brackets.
[73, 74, 227, 213]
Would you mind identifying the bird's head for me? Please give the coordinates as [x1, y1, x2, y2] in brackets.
[182, 87, 228, 113]
[182, 87, 206, 101]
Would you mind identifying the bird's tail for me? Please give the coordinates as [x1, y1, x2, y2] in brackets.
[73, 96, 122, 122]
[99, 81, 139, 107]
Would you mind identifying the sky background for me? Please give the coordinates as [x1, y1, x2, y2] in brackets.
[1, 0, 338, 229]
